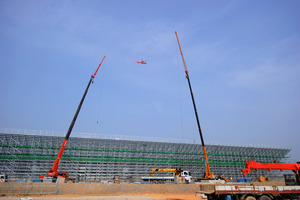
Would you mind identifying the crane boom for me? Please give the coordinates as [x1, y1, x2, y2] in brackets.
[47, 56, 106, 179]
[150, 168, 183, 177]
[241, 160, 300, 185]
[175, 32, 214, 179]
[241, 160, 300, 175]
[150, 168, 183, 173]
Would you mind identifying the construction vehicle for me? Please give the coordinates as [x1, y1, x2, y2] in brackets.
[142, 168, 192, 184]
[199, 184, 300, 200]
[241, 160, 300, 185]
[175, 32, 214, 180]
[198, 160, 300, 199]
[0, 174, 7, 182]
[46, 56, 106, 182]
[218, 175, 231, 182]
[257, 176, 268, 182]
[113, 175, 120, 184]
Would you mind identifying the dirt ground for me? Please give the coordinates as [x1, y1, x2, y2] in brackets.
[151, 193, 203, 200]
[0, 181, 285, 200]
[0, 193, 203, 200]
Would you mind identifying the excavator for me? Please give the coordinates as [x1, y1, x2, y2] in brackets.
[46, 56, 106, 182]
[241, 160, 300, 185]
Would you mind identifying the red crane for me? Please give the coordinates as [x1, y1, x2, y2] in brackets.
[47, 56, 106, 182]
[241, 160, 300, 185]
[241, 160, 300, 175]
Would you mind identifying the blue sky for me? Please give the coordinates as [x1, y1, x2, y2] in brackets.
[1, 0, 299, 161]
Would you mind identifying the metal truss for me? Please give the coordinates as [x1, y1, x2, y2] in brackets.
[0, 131, 291, 181]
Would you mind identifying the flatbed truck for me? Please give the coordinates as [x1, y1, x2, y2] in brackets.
[142, 168, 192, 184]
[142, 174, 191, 184]
[142, 176, 175, 183]
[198, 160, 300, 199]
[198, 184, 300, 200]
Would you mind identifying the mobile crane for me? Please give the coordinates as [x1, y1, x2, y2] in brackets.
[241, 160, 300, 185]
[150, 168, 184, 175]
[175, 32, 214, 180]
[199, 160, 300, 199]
[142, 168, 192, 184]
[46, 56, 106, 182]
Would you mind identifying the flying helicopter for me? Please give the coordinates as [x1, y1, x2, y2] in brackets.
[136, 59, 147, 64]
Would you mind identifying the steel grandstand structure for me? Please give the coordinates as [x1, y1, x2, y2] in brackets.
[0, 129, 291, 182]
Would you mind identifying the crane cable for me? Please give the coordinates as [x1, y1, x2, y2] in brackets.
[96, 64, 106, 125]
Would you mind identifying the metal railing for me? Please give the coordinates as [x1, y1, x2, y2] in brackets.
[0, 128, 291, 149]
[0, 179, 59, 195]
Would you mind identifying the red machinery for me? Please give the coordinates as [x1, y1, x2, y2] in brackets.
[47, 56, 106, 182]
[241, 160, 300, 185]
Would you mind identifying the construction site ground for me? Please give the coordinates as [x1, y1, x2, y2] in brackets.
[0, 181, 286, 200]
[0, 194, 200, 200]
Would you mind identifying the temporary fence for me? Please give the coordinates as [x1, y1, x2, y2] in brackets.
[0, 179, 59, 195]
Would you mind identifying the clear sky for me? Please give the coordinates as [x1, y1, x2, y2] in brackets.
[0, 0, 299, 161]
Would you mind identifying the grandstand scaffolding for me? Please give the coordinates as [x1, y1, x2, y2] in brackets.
[0, 129, 291, 182]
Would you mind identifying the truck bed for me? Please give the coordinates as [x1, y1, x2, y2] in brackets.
[142, 177, 174, 181]
[199, 184, 300, 196]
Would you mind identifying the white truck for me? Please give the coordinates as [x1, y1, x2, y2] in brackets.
[142, 168, 192, 184]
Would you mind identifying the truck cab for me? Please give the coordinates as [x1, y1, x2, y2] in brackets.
[0, 174, 7, 182]
[181, 171, 192, 183]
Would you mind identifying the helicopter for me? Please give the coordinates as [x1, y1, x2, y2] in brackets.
[136, 59, 147, 64]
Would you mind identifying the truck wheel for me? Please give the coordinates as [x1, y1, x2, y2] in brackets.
[258, 195, 271, 200]
[245, 196, 256, 200]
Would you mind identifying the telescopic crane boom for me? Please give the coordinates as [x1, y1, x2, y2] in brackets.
[175, 32, 214, 179]
[241, 160, 300, 185]
[241, 160, 300, 176]
[150, 168, 183, 176]
[47, 56, 106, 180]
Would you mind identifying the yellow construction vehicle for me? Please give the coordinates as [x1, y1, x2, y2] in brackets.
[142, 168, 192, 184]
[257, 176, 268, 182]
[150, 168, 183, 176]
[113, 175, 120, 184]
